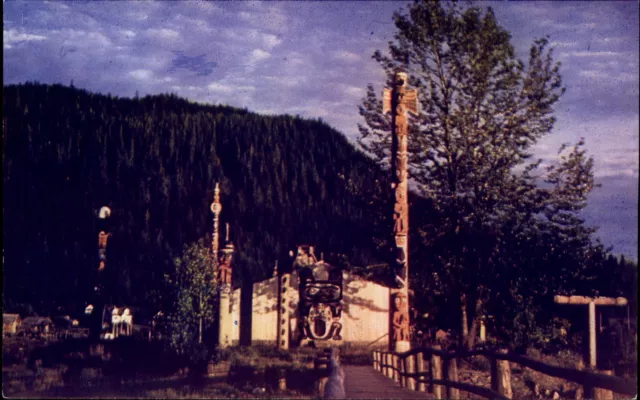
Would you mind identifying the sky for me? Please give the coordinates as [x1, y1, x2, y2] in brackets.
[3, 1, 638, 261]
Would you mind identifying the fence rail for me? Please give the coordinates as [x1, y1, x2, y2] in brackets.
[372, 346, 636, 400]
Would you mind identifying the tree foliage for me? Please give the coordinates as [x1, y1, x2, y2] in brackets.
[164, 238, 216, 356]
[358, 0, 619, 349]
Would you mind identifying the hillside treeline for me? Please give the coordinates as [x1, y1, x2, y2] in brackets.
[3, 82, 400, 313]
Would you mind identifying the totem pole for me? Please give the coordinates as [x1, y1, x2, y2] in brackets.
[91, 206, 112, 339]
[210, 183, 222, 280]
[211, 184, 234, 348]
[383, 71, 418, 353]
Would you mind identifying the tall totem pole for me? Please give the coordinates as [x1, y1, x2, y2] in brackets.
[383, 71, 418, 353]
[210, 183, 235, 348]
[91, 206, 112, 339]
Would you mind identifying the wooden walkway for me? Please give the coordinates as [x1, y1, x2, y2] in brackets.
[343, 365, 434, 399]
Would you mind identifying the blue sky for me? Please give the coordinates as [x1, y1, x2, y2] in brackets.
[3, 1, 638, 260]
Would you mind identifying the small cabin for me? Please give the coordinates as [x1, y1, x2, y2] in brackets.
[3, 314, 21, 336]
[21, 316, 53, 335]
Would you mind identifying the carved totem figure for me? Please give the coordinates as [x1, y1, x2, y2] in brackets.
[392, 293, 410, 342]
[218, 243, 234, 286]
[383, 71, 418, 352]
[98, 231, 111, 266]
[298, 258, 343, 342]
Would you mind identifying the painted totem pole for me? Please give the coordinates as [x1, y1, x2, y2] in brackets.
[383, 71, 418, 353]
[91, 206, 112, 339]
[211, 184, 234, 348]
[210, 183, 222, 280]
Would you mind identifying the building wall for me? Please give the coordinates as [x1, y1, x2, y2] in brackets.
[229, 288, 241, 345]
[251, 275, 279, 345]
[341, 271, 390, 346]
[248, 269, 390, 348]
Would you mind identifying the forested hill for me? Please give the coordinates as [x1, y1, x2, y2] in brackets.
[3, 82, 412, 313]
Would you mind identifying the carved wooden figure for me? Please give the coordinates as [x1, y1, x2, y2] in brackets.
[218, 244, 234, 286]
[392, 293, 410, 342]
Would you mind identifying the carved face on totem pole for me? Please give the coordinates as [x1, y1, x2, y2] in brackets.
[299, 260, 343, 342]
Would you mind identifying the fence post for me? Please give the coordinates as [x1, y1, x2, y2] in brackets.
[431, 345, 443, 399]
[491, 349, 512, 399]
[574, 359, 585, 400]
[407, 353, 416, 390]
[416, 352, 425, 392]
[393, 354, 400, 383]
[385, 353, 392, 378]
[446, 357, 459, 399]
[373, 351, 379, 371]
[593, 370, 614, 400]
[400, 355, 406, 387]
[382, 353, 387, 378]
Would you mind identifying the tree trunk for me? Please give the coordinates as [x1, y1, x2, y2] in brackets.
[466, 298, 483, 349]
[461, 293, 469, 347]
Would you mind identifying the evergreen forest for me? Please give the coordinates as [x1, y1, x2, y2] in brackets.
[3, 82, 401, 315]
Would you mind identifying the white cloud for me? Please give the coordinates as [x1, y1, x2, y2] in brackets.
[245, 49, 271, 71]
[121, 30, 136, 38]
[3, 28, 47, 49]
[129, 69, 153, 81]
[147, 28, 180, 41]
[207, 82, 256, 94]
[264, 75, 307, 88]
[594, 36, 624, 45]
[193, 1, 222, 14]
[250, 49, 270, 62]
[549, 40, 578, 49]
[331, 50, 361, 63]
[236, 4, 288, 33]
[568, 51, 625, 57]
[221, 28, 282, 51]
[339, 84, 365, 98]
[579, 69, 638, 83]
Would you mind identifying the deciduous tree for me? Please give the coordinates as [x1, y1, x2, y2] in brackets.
[358, 0, 602, 348]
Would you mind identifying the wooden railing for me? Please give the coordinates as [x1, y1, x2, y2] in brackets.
[372, 346, 637, 400]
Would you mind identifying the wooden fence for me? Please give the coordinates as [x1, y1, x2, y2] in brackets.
[372, 346, 637, 400]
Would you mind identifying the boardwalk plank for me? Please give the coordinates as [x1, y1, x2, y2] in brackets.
[343, 365, 434, 399]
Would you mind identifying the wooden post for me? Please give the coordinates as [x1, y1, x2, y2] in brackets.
[400, 356, 406, 387]
[446, 357, 459, 399]
[383, 353, 389, 378]
[575, 359, 586, 400]
[407, 354, 416, 390]
[393, 354, 400, 383]
[491, 349, 512, 399]
[479, 317, 487, 343]
[384, 72, 418, 355]
[554, 295, 628, 369]
[593, 370, 614, 400]
[374, 351, 380, 371]
[431, 345, 443, 399]
[278, 368, 287, 392]
[416, 352, 425, 392]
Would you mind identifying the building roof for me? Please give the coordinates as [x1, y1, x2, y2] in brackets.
[3, 314, 21, 324]
[21, 316, 53, 327]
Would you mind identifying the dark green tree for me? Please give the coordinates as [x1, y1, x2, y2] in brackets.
[164, 238, 216, 356]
